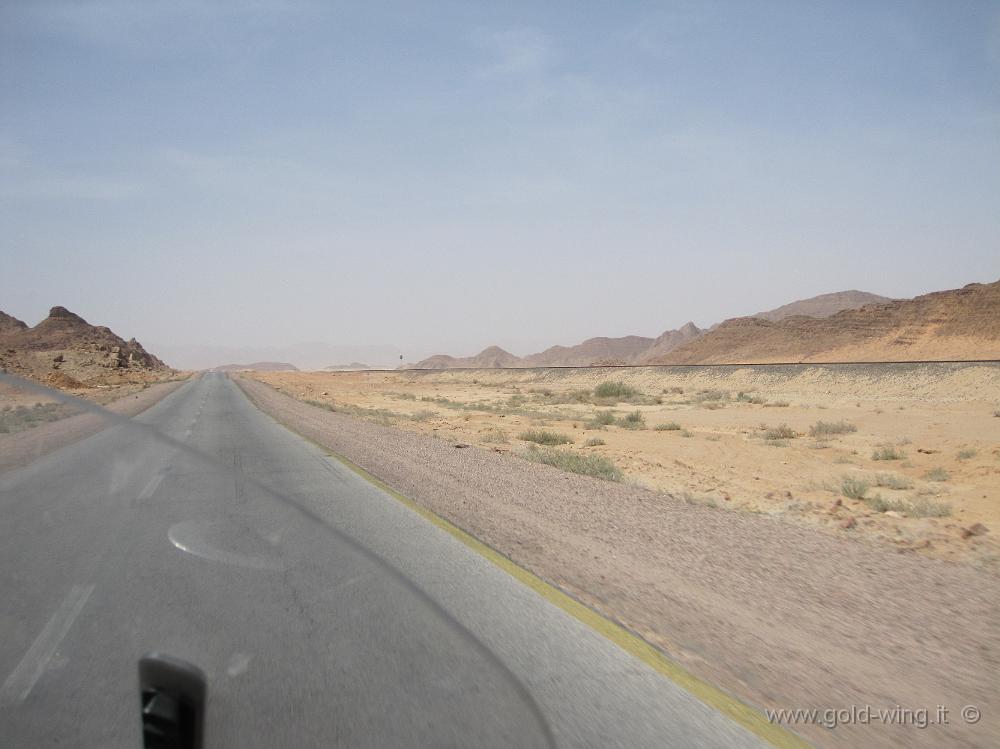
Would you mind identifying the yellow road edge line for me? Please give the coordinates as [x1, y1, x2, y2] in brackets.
[324, 450, 812, 749]
[233, 379, 809, 749]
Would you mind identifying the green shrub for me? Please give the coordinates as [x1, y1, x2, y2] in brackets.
[518, 430, 573, 446]
[872, 445, 905, 461]
[956, 448, 977, 460]
[762, 424, 795, 440]
[694, 389, 726, 402]
[923, 467, 950, 482]
[410, 409, 436, 421]
[655, 422, 682, 431]
[588, 410, 616, 427]
[809, 420, 857, 437]
[523, 445, 622, 481]
[841, 476, 869, 499]
[594, 381, 638, 400]
[873, 472, 913, 490]
[616, 410, 645, 429]
[862, 494, 951, 517]
[583, 437, 606, 447]
[906, 496, 951, 518]
[865, 494, 907, 513]
[481, 427, 508, 444]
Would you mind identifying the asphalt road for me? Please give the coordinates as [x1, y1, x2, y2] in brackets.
[0, 372, 770, 748]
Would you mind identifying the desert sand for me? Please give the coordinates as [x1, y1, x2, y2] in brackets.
[251, 363, 999, 564]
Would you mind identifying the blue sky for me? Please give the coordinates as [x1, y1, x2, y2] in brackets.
[2, 1, 999, 363]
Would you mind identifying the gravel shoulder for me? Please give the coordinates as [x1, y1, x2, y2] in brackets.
[237, 375, 999, 749]
[0, 377, 191, 474]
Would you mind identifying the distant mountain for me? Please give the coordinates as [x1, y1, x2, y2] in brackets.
[215, 362, 299, 372]
[324, 362, 372, 371]
[521, 336, 655, 367]
[0, 306, 169, 387]
[407, 288, 900, 369]
[150, 342, 402, 371]
[414, 346, 521, 369]
[637, 322, 703, 363]
[752, 290, 892, 322]
[651, 281, 1000, 364]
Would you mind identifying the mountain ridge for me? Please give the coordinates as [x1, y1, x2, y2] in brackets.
[751, 290, 892, 323]
[407, 288, 897, 369]
[650, 281, 1000, 364]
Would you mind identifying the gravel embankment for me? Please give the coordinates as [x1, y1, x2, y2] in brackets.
[0, 378, 190, 474]
[237, 375, 999, 749]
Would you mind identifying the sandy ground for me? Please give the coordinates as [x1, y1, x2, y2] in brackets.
[249, 364, 1000, 565]
[0, 375, 193, 474]
[236, 373, 1000, 749]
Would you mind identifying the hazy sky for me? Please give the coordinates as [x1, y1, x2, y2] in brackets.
[2, 1, 999, 361]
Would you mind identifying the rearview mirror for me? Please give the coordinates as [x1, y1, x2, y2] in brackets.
[138, 653, 206, 749]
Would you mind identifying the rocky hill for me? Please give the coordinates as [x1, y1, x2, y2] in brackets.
[752, 290, 892, 322]
[415, 346, 521, 369]
[637, 322, 703, 363]
[521, 336, 655, 367]
[0, 306, 170, 387]
[651, 281, 1000, 364]
[0, 311, 29, 336]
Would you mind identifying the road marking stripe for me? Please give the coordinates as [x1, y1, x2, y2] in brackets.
[138, 473, 164, 500]
[1, 584, 95, 706]
[326, 452, 812, 749]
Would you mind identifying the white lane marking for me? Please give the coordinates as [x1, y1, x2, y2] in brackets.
[1, 584, 95, 706]
[138, 473, 164, 500]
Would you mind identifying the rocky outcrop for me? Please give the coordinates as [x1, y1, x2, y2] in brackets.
[0, 306, 170, 386]
[0, 311, 28, 336]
